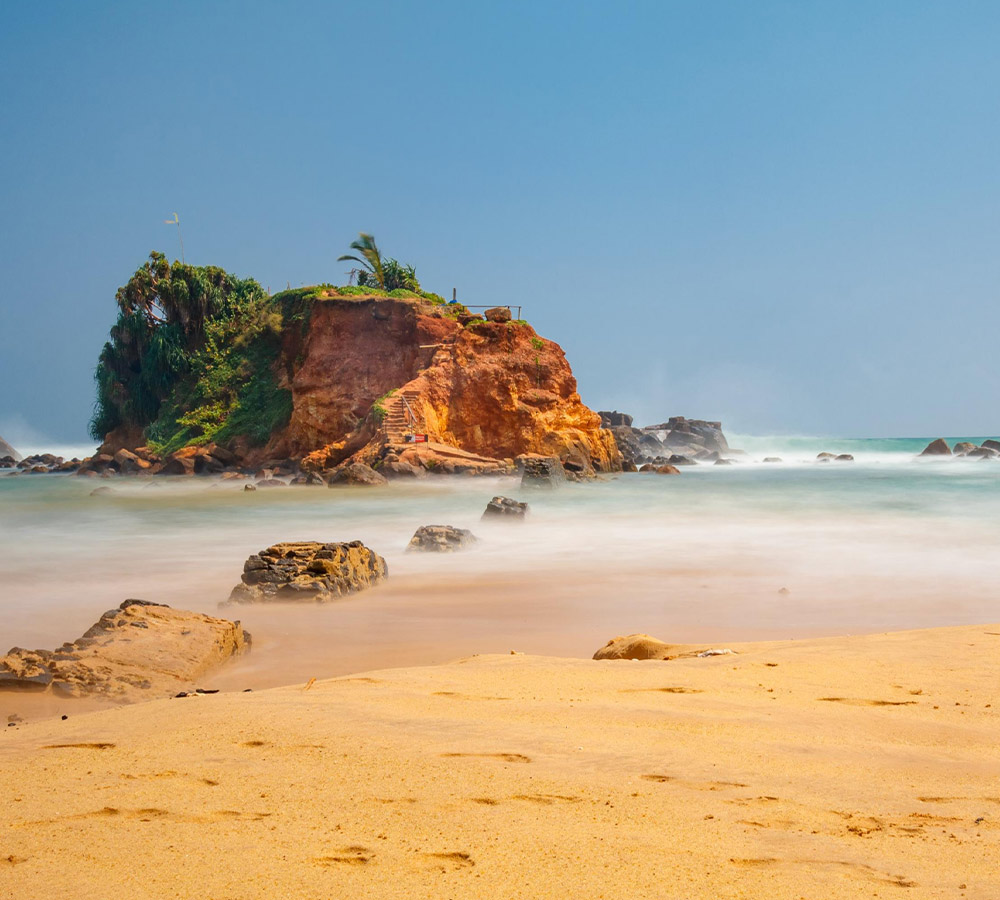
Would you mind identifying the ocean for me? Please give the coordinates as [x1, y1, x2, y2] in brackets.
[2, 436, 999, 695]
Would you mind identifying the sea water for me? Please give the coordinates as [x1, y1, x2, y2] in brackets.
[1, 436, 999, 694]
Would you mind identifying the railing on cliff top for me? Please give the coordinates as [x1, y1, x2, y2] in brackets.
[461, 304, 523, 320]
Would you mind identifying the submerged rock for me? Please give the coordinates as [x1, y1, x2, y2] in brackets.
[406, 525, 478, 553]
[327, 462, 388, 487]
[226, 541, 388, 604]
[482, 496, 529, 520]
[0, 599, 250, 701]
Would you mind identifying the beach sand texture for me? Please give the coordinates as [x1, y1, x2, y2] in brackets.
[2, 624, 998, 899]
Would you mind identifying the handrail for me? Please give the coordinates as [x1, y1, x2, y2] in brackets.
[400, 394, 418, 431]
[460, 304, 523, 320]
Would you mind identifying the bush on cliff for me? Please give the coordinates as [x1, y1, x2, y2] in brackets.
[90, 252, 292, 451]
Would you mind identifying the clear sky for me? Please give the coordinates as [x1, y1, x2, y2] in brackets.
[2, 0, 999, 445]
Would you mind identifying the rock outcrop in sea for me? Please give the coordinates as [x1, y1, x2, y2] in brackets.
[599, 411, 738, 468]
[0, 435, 20, 462]
[227, 541, 388, 604]
[406, 525, 478, 553]
[0, 599, 249, 700]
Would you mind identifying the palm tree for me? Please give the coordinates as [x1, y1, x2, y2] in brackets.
[338, 233, 385, 289]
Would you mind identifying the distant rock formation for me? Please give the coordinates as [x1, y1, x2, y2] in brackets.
[227, 541, 388, 604]
[0, 435, 21, 462]
[599, 413, 736, 467]
[920, 439, 952, 456]
[0, 599, 249, 701]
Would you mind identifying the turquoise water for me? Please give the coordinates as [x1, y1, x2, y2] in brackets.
[1, 437, 999, 701]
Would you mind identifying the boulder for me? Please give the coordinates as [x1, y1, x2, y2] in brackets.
[519, 455, 565, 488]
[289, 472, 325, 486]
[0, 599, 250, 701]
[835, 454, 854, 462]
[639, 464, 680, 474]
[714, 458, 733, 466]
[593, 634, 679, 661]
[668, 455, 697, 466]
[599, 410, 633, 428]
[982, 439, 1000, 452]
[327, 462, 388, 486]
[967, 446, 1000, 459]
[406, 525, 478, 553]
[482, 496, 529, 520]
[644, 417, 731, 456]
[816, 452, 836, 460]
[919, 439, 951, 457]
[159, 454, 196, 476]
[226, 541, 388, 604]
[953, 442, 977, 456]
[113, 448, 151, 474]
[0, 435, 20, 461]
[483, 306, 512, 323]
[0, 455, 16, 468]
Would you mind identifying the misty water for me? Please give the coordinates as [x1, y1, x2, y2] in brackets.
[2, 436, 999, 703]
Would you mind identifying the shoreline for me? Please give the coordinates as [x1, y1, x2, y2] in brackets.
[3, 622, 997, 897]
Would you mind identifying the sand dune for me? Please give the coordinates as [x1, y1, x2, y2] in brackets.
[2, 625, 998, 898]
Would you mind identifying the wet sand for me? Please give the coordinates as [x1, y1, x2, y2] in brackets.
[2, 624, 998, 898]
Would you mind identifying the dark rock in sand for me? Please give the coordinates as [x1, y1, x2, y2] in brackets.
[482, 496, 529, 520]
[0, 599, 250, 701]
[406, 525, 478, 553]
[327, 462, 388, 487]
[226, 541, 388, 604]
[919, 438, 952, 457]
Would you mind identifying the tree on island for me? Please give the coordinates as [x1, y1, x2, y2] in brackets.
[338, 232, 421, 292]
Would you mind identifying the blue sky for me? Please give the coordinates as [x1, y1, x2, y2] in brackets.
[2, 0, 999, 444]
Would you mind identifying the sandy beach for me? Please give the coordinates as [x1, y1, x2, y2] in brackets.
[2, 624, 997, 899]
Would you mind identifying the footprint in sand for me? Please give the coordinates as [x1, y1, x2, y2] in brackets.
[441, 752, 531, 763]
[423, 851, 474, 872]
[512, 794, 582, 805]
[313, 846, 372, 867]
[817, 697, 917, 706]
[42, 742, 116, 750]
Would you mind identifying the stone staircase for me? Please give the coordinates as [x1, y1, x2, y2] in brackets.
[382, 390, 424, 445]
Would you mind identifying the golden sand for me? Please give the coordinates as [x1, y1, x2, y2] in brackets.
[2, 624, 998, 898]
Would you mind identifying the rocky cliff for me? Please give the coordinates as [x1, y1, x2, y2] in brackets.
[97, 289, 620, 476]
[0, 435, 20, 461]
[266, 297, 620, 474]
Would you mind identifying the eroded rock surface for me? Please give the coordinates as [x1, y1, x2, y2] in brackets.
[0, 600, 250, 701]
[406, 525, 477, 553]
[482, 496, 529, 520]
[227, 541, 388, 604]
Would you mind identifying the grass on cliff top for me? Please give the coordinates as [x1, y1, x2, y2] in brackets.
[271, 284, 447, 304]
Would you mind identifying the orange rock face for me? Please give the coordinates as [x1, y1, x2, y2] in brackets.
[264, 297, 621, 473]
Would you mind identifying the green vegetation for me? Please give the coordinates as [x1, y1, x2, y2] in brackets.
[337, 231, 435, 294]
[531, 337, 545, 350]
[371, 389, 396, 423]
[91, 252, 292, 450]
[91, 241, 451, 452]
